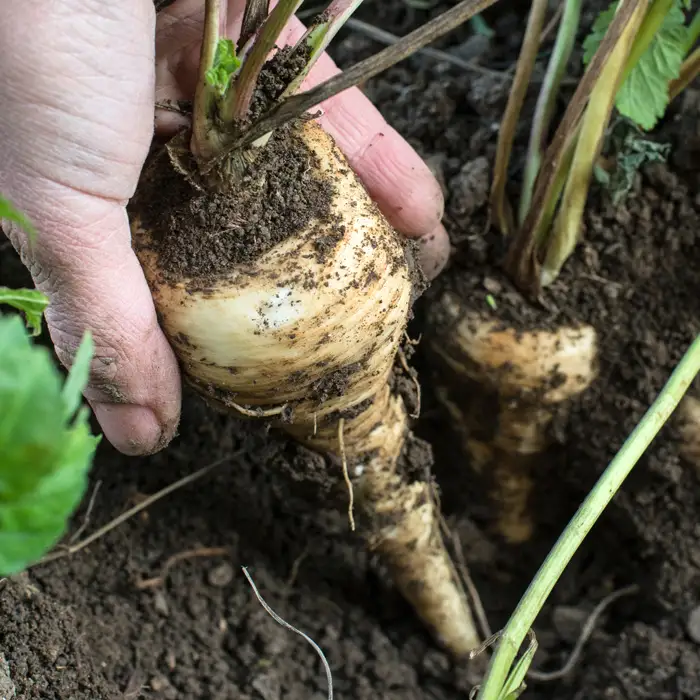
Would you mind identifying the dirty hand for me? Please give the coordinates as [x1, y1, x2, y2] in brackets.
[0, 0, 450, 456]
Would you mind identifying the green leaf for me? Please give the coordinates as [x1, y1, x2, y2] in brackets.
[607, 122, 670, 205]
[0, 316, 98, 575]
[61, 332, 94, 420]
[205, 38, 242, 96]
[0, 287, 49, 336]
[584, 1, 689, 129]
[0, 195, 36, 240]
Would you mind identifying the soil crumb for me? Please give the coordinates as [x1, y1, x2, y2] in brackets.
[247, 45, 312, 122]
[136, 125, 334, 284]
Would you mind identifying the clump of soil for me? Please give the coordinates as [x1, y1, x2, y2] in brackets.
[135, 124, 334, 283]
[247, 45, 313, 122]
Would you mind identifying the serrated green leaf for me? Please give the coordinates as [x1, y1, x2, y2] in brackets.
[617, 7, 687, 128]
[0, 287, 49, 336]
[583, 1, 689, 130]
[0, 195, 36, 240]
[0, 316, 98, 575]
[61, 332, 94, 420]
[205, 38, 242, 96]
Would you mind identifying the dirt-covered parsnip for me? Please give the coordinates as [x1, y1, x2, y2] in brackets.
[427, 292, 598, 542]
[425, 2, 653, 543]
[130, 0, 481, 656]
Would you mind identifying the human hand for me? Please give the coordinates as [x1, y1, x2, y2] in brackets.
[0, 0, 450, 456]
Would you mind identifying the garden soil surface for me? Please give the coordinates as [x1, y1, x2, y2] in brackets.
[2, 1, 700, 698]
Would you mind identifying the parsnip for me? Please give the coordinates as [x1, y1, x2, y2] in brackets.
[130, 120, 480, 656]
[427, 291, 598, 542]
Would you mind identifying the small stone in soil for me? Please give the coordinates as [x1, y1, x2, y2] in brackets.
[208, 562, 234, 587]
[483, 276, 502, 294]
[687, 606, 700, 644]
[153, 590, 170, 617]
[0, 654, 15, 699]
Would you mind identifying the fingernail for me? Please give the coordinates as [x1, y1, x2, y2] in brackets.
[91, 402, 165, 456]
[418, 223, 451, 281]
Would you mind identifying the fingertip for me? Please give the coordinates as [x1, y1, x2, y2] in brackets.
[416, 222, 451, 281]
[91, 402, 179, 456]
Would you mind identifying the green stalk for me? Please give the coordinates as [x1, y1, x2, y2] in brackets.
[503, 0, 644, 297]
[212, 0, 500, 160]
[489, 0, 549, 237]
[282, 0, 366, 99]
[518, 0, 582, 227]
[619, 0, 673, 87]
[475, 332, 700, 700]
[686, 10, 700, 52]
[669, 45, 700, 101]
[192, 0, 225, 162]
[540, 0, 645, 288]
[220, 0, 303, 122]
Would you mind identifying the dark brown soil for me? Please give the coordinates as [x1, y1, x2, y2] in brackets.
[134, 124, 334, 283]
[247, 45, 312, 122]
[3, 2, 700, 699]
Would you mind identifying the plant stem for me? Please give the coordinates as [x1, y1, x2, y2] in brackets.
[221, 0, 303, 123]
[503, 0, 646, 298]
[239, 0, 271, 50]
[475, 332, 700, 700]
[489, 0, 548, 237]
[540, 0, 645, 288]
[619, 0, 673, 88]
[209, 0, 500, 164]
[669, 46, 700, 101]
[192, 0, 225, 162]
[518, 0, 582, 227]
[686, 10, 700, 53]
[282, 0, 366, 99]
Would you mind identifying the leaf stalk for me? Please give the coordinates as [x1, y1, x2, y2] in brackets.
[518, 0, 582, 227]
[192, 0, 226, 162]
[540, 0, 646, 288]
[669, 45, 700, 101]
[489, 0, 548, 237]
[220, 0, 304, 123]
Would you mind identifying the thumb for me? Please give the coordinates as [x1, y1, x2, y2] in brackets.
[4, 182, 181, 456]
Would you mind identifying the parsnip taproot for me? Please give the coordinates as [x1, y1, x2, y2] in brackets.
[427, 291, 598, 542]
[129, 118, 480, 656]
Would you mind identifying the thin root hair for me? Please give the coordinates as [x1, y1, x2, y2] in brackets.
[242, 567, 334, 700]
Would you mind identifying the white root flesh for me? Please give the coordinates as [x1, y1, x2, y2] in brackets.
[428, 291, 599, 543]
[130, 120, 480, 656]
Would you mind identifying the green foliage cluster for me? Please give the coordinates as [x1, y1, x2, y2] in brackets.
[205, 39, 242, 96]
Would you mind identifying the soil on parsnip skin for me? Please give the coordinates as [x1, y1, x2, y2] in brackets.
[134, 124, 335, 283]
[2, 0, 700, 699]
